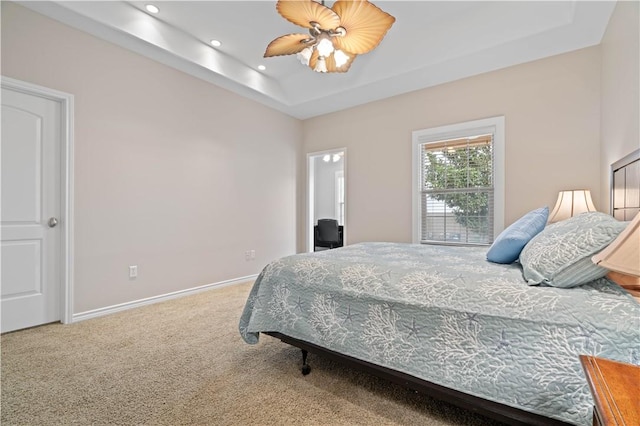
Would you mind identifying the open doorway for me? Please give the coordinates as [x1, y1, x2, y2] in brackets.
[307, 149, 346, 253]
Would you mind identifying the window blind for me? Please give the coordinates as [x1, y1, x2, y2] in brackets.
[420, 134, 494, 245]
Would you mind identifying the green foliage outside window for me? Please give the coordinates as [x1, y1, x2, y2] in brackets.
[423, 144, 492, 234]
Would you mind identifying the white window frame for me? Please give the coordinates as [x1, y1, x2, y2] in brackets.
[412, 116, 505, 244]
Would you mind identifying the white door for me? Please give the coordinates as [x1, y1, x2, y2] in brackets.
[1, 87, 62, 333]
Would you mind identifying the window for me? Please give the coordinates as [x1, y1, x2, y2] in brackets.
[412, 117, 505, 245]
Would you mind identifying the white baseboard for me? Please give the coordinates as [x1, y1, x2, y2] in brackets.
[72, 274, 258, 323]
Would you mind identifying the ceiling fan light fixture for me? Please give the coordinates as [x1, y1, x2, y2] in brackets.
[316, 37, 335, 57]
[265, 0, 395, 74]
[314, 56, 328, 73]
[297, 47, 313, 65]
[333, 49, 349, 67]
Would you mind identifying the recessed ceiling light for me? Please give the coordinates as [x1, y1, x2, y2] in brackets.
[145, 4, 159, 14]
[258, 65, 266, 71]
[210, 39, 221, 47]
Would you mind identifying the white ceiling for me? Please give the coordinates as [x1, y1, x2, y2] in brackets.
[18, 1, 615, 119]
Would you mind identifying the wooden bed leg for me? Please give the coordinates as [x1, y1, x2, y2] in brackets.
[301, 349, 311, 375]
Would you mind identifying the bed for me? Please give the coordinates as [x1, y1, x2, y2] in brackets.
[239, 153, 640, 426]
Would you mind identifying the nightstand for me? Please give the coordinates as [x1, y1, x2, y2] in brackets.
[580, 355, 640, 426]
[606, 271, 640, 302]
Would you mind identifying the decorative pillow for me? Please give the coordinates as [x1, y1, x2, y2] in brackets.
[519, 212, 628, 288]
[487, 207, 549, 264]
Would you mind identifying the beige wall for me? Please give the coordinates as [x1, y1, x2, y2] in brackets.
[1, 3, 303, 313]
[302, 47, 602, 246]
[600, 0, 640, 211]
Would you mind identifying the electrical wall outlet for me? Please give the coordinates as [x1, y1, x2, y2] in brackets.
[250, 250, 256, 260]
[245, 251, 251, 261]
[129, 265, 138, 279]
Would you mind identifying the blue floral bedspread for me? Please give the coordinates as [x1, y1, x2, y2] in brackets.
[239, 242, 640, 425]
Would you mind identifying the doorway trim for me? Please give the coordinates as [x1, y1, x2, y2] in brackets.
[2, 76, 75, 325]
[306, 148, 347, 253]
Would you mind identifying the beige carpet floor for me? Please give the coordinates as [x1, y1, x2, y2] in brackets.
[1, 281, 503, 425]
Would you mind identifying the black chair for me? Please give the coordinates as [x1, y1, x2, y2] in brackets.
[314, 219, 342, 251]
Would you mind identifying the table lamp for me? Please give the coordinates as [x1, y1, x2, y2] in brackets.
[592, 212, 640, 297]
[548, 189, 597, 223]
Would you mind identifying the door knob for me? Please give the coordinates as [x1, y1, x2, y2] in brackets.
[48, 217, 59, 228]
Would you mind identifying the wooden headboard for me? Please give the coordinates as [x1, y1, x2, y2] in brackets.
[611, 149, 640, 220]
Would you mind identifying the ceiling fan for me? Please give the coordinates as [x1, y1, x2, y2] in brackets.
[264, 0, 395, 73]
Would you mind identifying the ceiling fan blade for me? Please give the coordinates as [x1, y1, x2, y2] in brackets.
[308, 48, 322, 71]
[264, 33, 312, 57]
[332, 0, 395, 55]
[276, 0, 340, 30]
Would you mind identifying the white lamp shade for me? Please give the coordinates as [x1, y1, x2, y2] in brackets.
[592, 212, 640, 277]
[548, 190, 597, 223]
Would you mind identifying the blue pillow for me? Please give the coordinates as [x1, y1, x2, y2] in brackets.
[486, 207, 549, 264]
